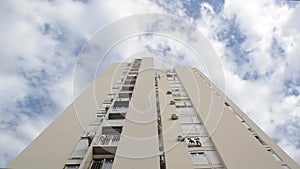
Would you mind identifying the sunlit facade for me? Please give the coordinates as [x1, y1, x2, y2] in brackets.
[9, 58, 299, 169]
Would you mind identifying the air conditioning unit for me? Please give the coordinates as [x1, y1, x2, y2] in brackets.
[178, 135, 184, 141]
[185, 137, 202, 147]
[171, 114, 178, 120]
[170, 100, 175, 105]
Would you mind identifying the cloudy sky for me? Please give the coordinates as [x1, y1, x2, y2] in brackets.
[1, 0, 300, 167]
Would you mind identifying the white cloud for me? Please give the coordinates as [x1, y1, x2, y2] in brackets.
[0, 0, 299, 167]
[208, 0, 300, 164]
[0, 0, 165, 167]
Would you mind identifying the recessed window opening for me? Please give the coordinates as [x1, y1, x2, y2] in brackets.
[254, 135, 266, 145]
[267, 148, 282, 161]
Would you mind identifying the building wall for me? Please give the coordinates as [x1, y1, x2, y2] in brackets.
[9, 58, 300, 169]
[9, 63, 127, 169]
[156, 69, 194, 169]
[112, 58, 160, 169]
[176, 66, 299, 169]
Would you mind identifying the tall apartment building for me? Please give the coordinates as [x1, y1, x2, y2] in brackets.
[9, 58, 299, 169]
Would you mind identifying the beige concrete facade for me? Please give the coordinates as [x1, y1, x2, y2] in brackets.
[9, 63, 127, 169]
[112, 58, 160, 169]
[9, 58, 300, 169]
[156, 69, 194, 169]
[176, 66, 300, 169]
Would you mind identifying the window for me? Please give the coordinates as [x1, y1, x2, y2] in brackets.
[112, 83, 121, 89]
[103, 119, 125, 127]
[282, 164, 291, 169]
[113, 100, 129, 107]
[179, 116, 200, 124]
[111, 88, 119, 94]
[199, 136, 213, 147]
[111, 106, 128, 113]
[169, 83, 184, 88]
[93, 114, 104, 123]
[241, 121, 254, 131]
[175, 100, 192, 107]
[64, 165, 79, 169]
[106, 94, 115, 100]
[206, 151, 221, 165]
[173, 92, 188, 97]
[191, 152, 209, 165]
[176, 107, 196, 116]
[114, 78, 123, 84]
[86, 125, 100, 134]
[235, 114, 244, 122]
[226, 105, 233, 112]
[181, 124, 207, 136]
[103, 98, 113, 104]
[171, 88, 184, 92]
[174, 97, 190, 101]
[97, 108, 107, 115]
[267, 148, 282, 161]
[191, 151, 221, 165]
[167, 74, 173, 78]
[254, 135, 266, 145]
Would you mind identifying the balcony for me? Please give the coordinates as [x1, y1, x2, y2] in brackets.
[108, 111, 126, 119]
[113, 100, 129, 107]
[90, 159, 114, 169]
[121, 84, 134, 91]
[118, 91, 133, 98]
[175, 100, 192, 107]
[130, 68, 139, 72]
[92, 146, 116, 160]
[111, 105, 128, 112]
[124, 79, 136, 85]
[98, 135, 120, 146]
[185, 136, 213, 147]
[97, 108, 108, 115]
[93, 135, 121, 159]
[126, 74, 137, 80]
[109, 101, 127, 119]
[102, 119, 125, 127]
[132, 63, 140, 68]
[128, 71, 138, 75]
[102, 119, 124, 135]
[103, 98, 113, 104]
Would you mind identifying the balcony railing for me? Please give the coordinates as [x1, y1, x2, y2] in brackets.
[99, 135, 120, 146]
